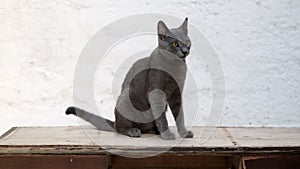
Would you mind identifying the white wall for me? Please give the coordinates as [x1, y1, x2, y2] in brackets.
[0, 0, 299, 135]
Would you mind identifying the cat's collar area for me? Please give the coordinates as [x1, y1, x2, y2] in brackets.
[179, 56, 186, 62]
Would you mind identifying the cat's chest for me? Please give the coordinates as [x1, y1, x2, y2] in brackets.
[163, 62, 187, 89]
[147, 67, 186, 95]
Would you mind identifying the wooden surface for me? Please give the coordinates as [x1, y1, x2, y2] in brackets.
[111, 155, 229, 169]
[0, 155, 107, 169]
[242, 155, 300, 169]
[0, 126, 299, 155]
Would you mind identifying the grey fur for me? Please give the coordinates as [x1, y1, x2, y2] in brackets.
[66, 18, 193, 140]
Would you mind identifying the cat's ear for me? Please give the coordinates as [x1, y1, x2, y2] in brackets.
[179, 17, 188, 35]
[157, 20, 171, 39]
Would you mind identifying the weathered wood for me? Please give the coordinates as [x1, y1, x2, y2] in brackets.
[0, 155, 107, 169]
[242, 155, 300, 169]
[227, 127, 300, 147]
[111, 155, 230, 169]
[0, 126, 299, 169]
[0, 126, 299, 155]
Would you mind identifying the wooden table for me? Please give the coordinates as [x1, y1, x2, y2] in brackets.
[0, 126, 299, 169]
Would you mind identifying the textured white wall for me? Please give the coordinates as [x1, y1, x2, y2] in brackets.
[0, 0, 299, 135]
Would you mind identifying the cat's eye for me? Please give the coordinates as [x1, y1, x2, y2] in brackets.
[172, 42, 179, 47]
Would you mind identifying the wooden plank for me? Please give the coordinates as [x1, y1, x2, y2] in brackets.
[0, 126, 96, 146]
[0, 126, 299, 155]
[111, 155, 230, 169]
[231, 155, 242, 169]
[0, 155, 107, 169]
[227, 127, 300, 147]
[0, 126, 232, 147]
[242, 155, 300, 169]
[0, 126, 233, 155]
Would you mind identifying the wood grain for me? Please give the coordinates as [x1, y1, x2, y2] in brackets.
[0, 155, 107, 169]
[111, 155, 229, 169]
[0, 126, 299, 155]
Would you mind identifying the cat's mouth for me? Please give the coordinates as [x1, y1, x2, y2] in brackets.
[178, 53, 189, 60]
[178, 51, 189, 60]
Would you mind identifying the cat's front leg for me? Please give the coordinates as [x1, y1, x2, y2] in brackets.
[169, 91, 193, 138]
[149, 89, 176, 140]
[175, 106, 193, 138]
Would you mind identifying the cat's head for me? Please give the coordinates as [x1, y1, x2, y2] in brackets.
[157, 18, 191, 59]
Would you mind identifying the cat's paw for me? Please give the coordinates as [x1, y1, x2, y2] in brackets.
[160, 130, 176, 140]
[127, 128, 142, 137]
[179, 130, 194, 138]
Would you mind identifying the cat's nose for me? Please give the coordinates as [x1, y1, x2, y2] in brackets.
[181, 48, 188, 56]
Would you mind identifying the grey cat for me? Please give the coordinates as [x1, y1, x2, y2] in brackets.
[66, 18, 193, 140]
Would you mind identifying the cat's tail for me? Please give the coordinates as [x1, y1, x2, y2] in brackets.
[66, 107, 115, 132]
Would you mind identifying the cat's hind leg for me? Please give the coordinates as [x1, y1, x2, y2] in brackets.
[114, 108, 142, 137]
[118, 128, 142, 137]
